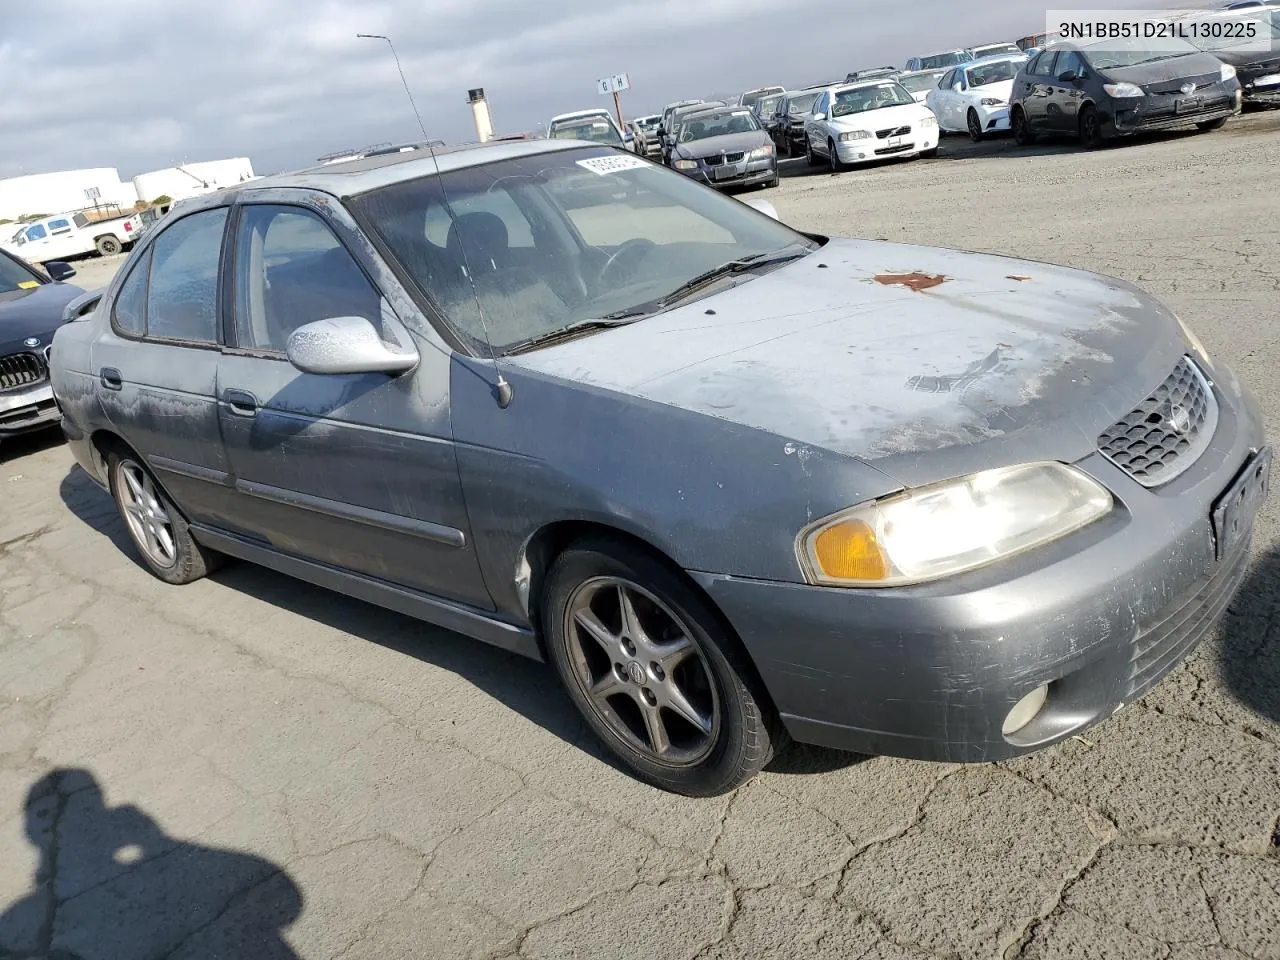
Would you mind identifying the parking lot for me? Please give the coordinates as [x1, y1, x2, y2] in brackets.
[3, 113, 1279, 960]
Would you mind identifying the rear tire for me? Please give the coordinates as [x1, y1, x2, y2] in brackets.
[1197, 116, 1228, 132]
[95, 236, 122, 256]
[108, 450, 222, 584]
[1078, 104, 1105, 150]
[1012, 107, 1036, 146]
[541, 538, 782, 796]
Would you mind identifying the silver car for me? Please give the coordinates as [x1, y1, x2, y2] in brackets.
[50, 139, 1268, 795]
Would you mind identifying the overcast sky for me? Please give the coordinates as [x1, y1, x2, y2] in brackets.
[1, 0, 1179, 180]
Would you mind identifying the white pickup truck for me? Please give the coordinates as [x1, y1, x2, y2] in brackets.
[1, 208, 156, 264]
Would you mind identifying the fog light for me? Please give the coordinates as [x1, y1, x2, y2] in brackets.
[1002, 684, 1048, 736]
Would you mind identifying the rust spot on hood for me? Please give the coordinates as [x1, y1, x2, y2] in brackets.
[1008, 275, 1032, 282]
[875, 272, 946, 292]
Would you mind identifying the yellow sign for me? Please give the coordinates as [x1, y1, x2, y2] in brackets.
[17, 281, 39, 289]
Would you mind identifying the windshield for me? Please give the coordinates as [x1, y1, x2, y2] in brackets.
[787, 92, 819, 115]
[1082, 35, 1201, 68]
[679, 110, 761, 142]
[757, 95, 784, 116]
[740, 88, 782, 108]
[0, 250, 43, 295]
[919, 51, 973, 69]
[352, 146, 816, 355]
[831, 82, 916, 116]
[972, 43, 1022, 57]
[965, 59, 1021, 85]
[550, 119, 621, 145]
[900, 71, 945, 93]
[634, 117, 660, 131]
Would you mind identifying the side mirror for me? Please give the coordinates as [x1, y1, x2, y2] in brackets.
[1058, 70, 1080, 83]
[812, 111, 827, 121]
[741, 198, 780, 220]
[286, 316, 418, 376]
[45, 261, 76, 282]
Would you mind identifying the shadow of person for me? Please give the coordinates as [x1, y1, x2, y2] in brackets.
[0, 769, 302, 960]
[1220, 546, 1280, 726]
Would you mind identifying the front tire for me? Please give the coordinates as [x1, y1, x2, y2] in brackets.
[828, 139, 848, 172]
[108, 450, 221, 584]
[805, 136, 821, 167]
[95, 236, 122, 256]
[1079, 104, 1105, 150]
[1197, 116, 1228, 132]
[967, 109, 985, 142]
[542, 539, 781, 796]
[1012, 107, 1036, 146]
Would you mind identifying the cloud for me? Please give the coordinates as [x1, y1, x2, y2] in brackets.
[0, 0, 1177, 180]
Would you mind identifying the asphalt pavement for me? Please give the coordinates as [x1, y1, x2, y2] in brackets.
[2, 111, 1279, 959]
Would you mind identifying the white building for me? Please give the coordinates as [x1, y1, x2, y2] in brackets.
[0, 168, 138, 222]
[132, 158, 256, 205]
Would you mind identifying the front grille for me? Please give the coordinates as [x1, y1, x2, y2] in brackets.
[1097, 356, 1217, 487]
[0, 352, 46, 391]
[701, 151, 746, 166]
[874, 142, 915, 155]
[1127, 540, 1250, 697]
[1145, 73, 1220, 96]
[876, 125, 911, 139]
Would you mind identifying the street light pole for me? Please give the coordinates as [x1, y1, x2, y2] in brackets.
[356, 33, 429, 141]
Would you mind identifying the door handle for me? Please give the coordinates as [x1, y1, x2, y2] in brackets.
[100, 367, 123, 390]
[224, 388, 259, 417]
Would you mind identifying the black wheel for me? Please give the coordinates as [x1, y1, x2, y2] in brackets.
[1012, 107, 1036, 146]
[806, 136, 821, 167]
[828, 139, 848, 173]
[1078, 104, 1104, 150]
[542, 538, 782, 796]
[108, 449, 222, 584]
[766, 176, 780, 188]
[1197, 116, 1228, 132]
[967, 109, 985, 143]
[95, 235, 122, 256]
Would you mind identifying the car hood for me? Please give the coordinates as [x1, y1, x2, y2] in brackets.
[966, 78, 1015, 101]
[1098, 51, 1228, 84]
[675, 131, 772, 158]
[507, 239, 1187, 485]
[830, 102, 930, 131]
[0, 282, 83, 353]
[1208, 47, 1280, 71]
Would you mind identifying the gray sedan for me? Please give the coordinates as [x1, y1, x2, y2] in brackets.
[668, 106, 778, 189]
[50, 139, 1268, 796]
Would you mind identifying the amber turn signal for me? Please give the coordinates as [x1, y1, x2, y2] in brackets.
[811, 519, 889, 581]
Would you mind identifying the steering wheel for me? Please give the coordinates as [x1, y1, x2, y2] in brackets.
[599, 238, 657, 286]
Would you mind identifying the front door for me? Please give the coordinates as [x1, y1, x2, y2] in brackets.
[214, 199, 494, 611]
[1050, 51, 1089, 131]
[1021, 51, 1058, 129]
[90, 206, 236, 527]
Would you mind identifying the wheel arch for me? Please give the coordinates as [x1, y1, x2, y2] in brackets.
[516, 519, 777, 712]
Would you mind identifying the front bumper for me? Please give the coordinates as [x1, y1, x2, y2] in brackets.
[834, 126, 939, 163]
[973, 103, 1011, 132]
[0, 381, 60, 438]
[691, 363, 1267, 763]
[1108, 87, 1241, 134]
[675, 157, 777, 189]
[1241, 72, 1280, 103]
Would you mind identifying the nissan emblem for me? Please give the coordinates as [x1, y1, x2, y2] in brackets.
[1180, 82, 1197, 95]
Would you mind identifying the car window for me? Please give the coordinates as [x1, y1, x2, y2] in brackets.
[145, 207, 228, 344]
[1055, 51, 1085, 77]
[967, 59, 1021, 86]
[432, 189, 536, 248]
[26, 225, 47, 242]
[1033, 51, 1058, 75]
[940, 69, 957, 89]
[233, 205, 382, 353]
[48, 218, 72, 235]
[112, 247, 152, 336]
[0, 250, 45, 294]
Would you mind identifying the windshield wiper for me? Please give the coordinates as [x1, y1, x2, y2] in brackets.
[506, 315, 645, 354]
[649, 246, 813, 312]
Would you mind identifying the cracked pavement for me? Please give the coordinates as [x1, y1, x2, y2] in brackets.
[2, 111, 1280, 959]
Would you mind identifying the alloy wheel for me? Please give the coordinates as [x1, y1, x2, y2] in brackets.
[118, 460, 178, 569]
[563, 576, 720, 766]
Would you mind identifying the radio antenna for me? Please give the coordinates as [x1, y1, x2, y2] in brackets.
[422, 136, 513, 409]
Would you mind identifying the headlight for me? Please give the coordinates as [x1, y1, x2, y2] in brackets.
[747, 144, 775, 159]
[796, 462, 1113, 587]
[838, 130, 872, 141]
[1220, 63, 1237, 82]
[1176, 316, 1213, 369]
[979, 97, 1005, 106]
[920, 115, 938, 127]
[673, 159, 698, 170]
[1103, 82, 1145, 98]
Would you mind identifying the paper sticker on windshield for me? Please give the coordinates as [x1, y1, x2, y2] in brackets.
[576, 155, 650, 176]
[17, 281, 38, 289]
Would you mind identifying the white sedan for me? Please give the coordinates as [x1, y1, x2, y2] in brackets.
[804, 79, 939, 172]
[925, 54, 1028, 141]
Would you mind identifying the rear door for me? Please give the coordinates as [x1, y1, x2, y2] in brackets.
[1021, 51, 1059, 128]
[214, 194, 493, 611]
[90, 206, 235, 525]
[933, 70, 958, 128]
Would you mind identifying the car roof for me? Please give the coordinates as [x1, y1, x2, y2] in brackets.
[549, 109, 612, 123]
[898, 67, 947, 77]
[963, 53, 1029, 67]
[178, 139, 600, 204]
[833, 77, 908, 94]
